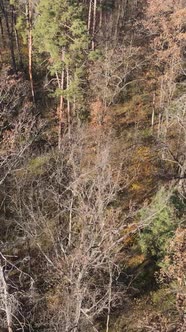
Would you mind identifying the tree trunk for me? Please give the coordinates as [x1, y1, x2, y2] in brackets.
[58, 49, 65, 150]
[0, 265, 13, 332]
[27, 0, 35, 103]
[92, 0, 97, 50]
[0, 17, 6, 48]
[99, 0, 103, 28]
[106, 263, 112, 332]
[66, 66, 71, 138]
[88, 0, 92, 33]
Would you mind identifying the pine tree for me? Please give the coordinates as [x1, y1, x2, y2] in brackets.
[33, 0, 89, 146]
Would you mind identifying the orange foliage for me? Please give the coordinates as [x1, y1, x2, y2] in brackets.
[90, 100, 112, 129]
[144, 0, 186, 106]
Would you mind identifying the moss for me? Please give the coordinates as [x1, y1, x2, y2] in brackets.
[27, 154, 50, 175]
[127, 254, 145, 268]
[151, 288, 176, 312]
[131, 182, 143, 191]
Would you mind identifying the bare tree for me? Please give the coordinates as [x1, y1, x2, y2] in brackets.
[0, 252, 34, 332]
[89, 44, 145, 109]
[9, 127, 133, 331]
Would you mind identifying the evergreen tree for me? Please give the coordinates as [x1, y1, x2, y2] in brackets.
[34, 0, 89, 145]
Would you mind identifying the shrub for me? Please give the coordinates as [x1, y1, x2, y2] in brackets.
[139, 188, 179, 262]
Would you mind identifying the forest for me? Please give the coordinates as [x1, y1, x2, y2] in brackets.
[0, 0, 185, 331]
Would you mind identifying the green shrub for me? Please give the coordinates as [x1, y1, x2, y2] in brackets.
[139, 188, 179, 262]
[151, 288, 176, 311]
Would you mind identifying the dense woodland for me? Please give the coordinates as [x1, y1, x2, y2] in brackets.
[0, 0, 185, 331]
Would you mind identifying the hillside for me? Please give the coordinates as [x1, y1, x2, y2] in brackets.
[0, 1, 185, 331]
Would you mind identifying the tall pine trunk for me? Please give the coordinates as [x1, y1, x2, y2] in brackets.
[66, 65, 71, 138]
[0, 17, 6, 48]
[27, 0, 35, 103]
[88, 0, 92, 33]
[92, 0, 97, 50]
[58, 49, 65, 150]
